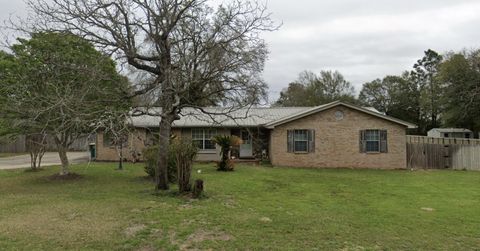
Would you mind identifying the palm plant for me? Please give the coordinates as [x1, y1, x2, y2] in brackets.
[212, 135, 242, 171]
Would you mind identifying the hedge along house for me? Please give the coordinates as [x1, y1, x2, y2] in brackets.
[95, 101, 416, 169]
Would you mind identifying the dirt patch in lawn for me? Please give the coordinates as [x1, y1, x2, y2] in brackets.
[124, 224, 146, 237]
[175, 229, 233, 250]
[421, 207, 435, 212]
[0, 203, 122, 244]
[259, 217, 272, 223]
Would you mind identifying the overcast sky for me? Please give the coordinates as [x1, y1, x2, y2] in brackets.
[1, 0, 480, 103]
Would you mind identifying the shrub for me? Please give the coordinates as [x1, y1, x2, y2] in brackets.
[170, 139, 198, 193]
[143, 145, 177, 183]
[144, 139, 198, 194]
[212, 135, 241, 171]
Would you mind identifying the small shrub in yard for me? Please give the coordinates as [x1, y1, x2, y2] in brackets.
[212, 135, 242, 171]
[170, 139, 198, 193]
[143, 145, 177, 183]
[216, 159, 235, 171]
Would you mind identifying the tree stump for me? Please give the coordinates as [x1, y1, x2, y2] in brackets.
[192, 179, 204, 198]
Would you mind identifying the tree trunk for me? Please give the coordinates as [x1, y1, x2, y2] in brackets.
[156, 115, 173, 190]
[30, 151, 37, 170]
[192, 179, 204, 198]
[58, 145, 70, 175]
[177, 154, 193, 193]
[27, 133, 46, 170]
[54, 134, 71, 175]
[118, 143, 123, 170]
[38, 150, 45, 169]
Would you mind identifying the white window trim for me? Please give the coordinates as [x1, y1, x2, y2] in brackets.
[294, 129, 309, 153]
[365, 129, 380, 153]
[192, 128, 217, 151]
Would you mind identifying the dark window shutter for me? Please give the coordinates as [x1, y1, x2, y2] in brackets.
[380, 130, 388, 153]
[308, 129, 315, 153]
[359, 130, 366, 153]
[287, 130, 294, 153]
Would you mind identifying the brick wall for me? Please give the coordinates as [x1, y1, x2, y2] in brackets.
[96, 129, 147, 161]
[270, 105, 407, 169]
[95, 127, 228, 162]
[178, 128, 230, 161]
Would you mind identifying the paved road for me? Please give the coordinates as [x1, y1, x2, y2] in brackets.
[0, 152, 90, 170]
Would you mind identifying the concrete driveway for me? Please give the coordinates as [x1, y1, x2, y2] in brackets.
[0, 152, 90, 170]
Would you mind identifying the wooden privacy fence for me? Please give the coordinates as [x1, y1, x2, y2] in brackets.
[0, 135, 27, 153]
[0, 135, 91, 153]
[407, 136, 480, 171]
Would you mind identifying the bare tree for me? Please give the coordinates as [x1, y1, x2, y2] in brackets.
[97, 111, 132, 170]
[24, 0, 277, 189]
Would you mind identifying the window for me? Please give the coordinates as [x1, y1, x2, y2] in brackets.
[294, 130, 308, 152]
[287, 129, 315, 153]
[365, 130, 380, 152]
[192, 128, 217, 150]
[444, 133, 449, 138]
[360, 129, 387, 153]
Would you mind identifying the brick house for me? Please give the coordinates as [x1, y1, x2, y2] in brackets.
[96, 101, 416, 169]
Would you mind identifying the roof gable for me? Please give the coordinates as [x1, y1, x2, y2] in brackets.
[265, 101, 417, 129]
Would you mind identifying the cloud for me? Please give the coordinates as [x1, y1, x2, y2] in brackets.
[1, 0, 479, 103]
[262, 1, 480, 100]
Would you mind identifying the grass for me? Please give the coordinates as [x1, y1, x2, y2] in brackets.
[0, 163, 480, 250]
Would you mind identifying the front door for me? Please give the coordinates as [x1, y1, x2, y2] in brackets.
[239, 130, 253, 158]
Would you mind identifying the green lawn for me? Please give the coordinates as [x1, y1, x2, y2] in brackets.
[0, 163, 479, 250]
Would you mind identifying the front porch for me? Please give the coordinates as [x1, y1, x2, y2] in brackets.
[229, 127, 270, 161]
[175, 126, 271, 162]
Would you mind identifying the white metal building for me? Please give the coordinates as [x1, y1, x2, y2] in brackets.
[427, 128, 473, 139]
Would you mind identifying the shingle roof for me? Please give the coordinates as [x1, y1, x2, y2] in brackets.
[131, 107, 310, 128]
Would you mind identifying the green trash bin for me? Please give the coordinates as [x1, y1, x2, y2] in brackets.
[89, 143, 96, 160]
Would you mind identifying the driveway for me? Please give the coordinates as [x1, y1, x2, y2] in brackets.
[0, 152, 90, 170]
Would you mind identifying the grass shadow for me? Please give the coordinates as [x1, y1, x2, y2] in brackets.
[46, 172, 84, 181]
[24, 168, 46, 173]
